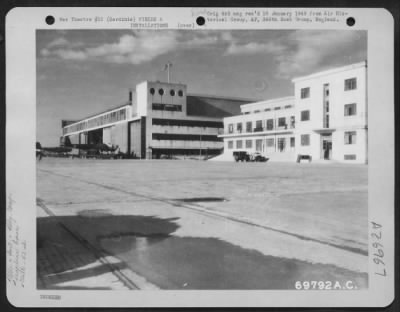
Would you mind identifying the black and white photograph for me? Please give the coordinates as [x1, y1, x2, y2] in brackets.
[35, 28, 370, 291]
[6, 7, 395, 307]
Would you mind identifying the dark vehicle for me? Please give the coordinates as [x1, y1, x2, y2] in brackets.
[233, 151, 250, 162]
[296, 154, 312, 162]
[233, 151, 269, 162]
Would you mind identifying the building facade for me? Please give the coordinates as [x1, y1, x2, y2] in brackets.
[220, 62, 368, 163]
[220, 97, 297, 162]
[61, 81, 253, 159]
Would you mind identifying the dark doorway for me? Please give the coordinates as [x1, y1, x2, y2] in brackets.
[321, 135, 332, 160]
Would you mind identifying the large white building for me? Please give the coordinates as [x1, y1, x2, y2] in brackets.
[61, 81, 253, 159]
[220, 62, 368, 163]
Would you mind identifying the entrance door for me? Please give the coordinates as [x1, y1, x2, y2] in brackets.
[321, 135, 332, 160]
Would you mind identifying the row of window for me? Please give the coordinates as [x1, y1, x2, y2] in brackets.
[228, 132, 357, 149]
[63, 108, 127, 135]
[299, 132, 357, 146]
[152, 103, 182, 112]
[228, 117, 295, 133]
[243, 104, 293, 115]
[152, 118, 223, 128]
[152, 133, 222, 142]
[300, 78, 357, 99]
[149, 88, 184, 97]
[233, 104, 357, 133]
[227, 137, 295, 151]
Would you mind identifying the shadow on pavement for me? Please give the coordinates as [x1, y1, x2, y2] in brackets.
[37, 212, 368, 290]
[37, 213, 180, 289]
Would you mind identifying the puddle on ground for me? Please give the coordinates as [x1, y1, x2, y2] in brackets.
[100, 234, 368, 290]
[173, 197, 228, 203]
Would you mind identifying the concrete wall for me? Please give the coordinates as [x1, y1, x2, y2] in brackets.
[332, 128, 367, 163]
[130, 120, 142, 158]
[152, 125, 220, 136]
[103, 127, 112, 146]
[293, 62, 367, 163]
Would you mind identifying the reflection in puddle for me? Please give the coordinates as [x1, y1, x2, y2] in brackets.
[100, 234, 368, 290]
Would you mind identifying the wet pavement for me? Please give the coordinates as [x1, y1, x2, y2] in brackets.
[37, 159, 368, 290]
[100, 232, 367, 290]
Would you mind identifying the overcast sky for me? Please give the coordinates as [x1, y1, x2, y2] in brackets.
[37, 29, 367, 146]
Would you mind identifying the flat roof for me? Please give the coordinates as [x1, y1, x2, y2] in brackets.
[240, 96, 295, 109]
[292, 61, 367, 83]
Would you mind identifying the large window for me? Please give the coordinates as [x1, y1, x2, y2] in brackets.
[237, 123, 242, 133]
[301, 87, 310, 99]
[255, 120, 263, 131]
[344, 103, 357, 116]
[152, 103, 182, 111]
[228, 141, 233, 149]
[277, 138, 286, 152]
[266, 138, 274, 147]
[236, 140, 243, 149]
[278, 117, 286, 127]
[344, 78, 357, 91]
[290, 116, 295, 128]
[228, 124, 234, 133]
[266, 119, 274, 130]
[255, 139, 263, 152]
[344, 131, 357, 144]
[301, 110, 310, 121]
[246, 121, 252, 133]
[290, 137, 295, 147]
[245, 140, 252, 148]
[301, 134, 310, 146]
[324, 115, 330, 128]
[64, 107, 127, 135]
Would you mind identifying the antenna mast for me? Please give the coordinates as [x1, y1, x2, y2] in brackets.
[164, 62, 173, 83]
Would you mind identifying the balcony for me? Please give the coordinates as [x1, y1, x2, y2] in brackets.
[253, 127, 264, 132]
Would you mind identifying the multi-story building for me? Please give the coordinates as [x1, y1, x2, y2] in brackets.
[61, 81, 253, 159]
[219, 61, 368, 163]
[293, 62, 367, 163]
[220, 97, 297, 162]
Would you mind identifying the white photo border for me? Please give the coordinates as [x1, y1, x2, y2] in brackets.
[5, 7, 395, 307]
